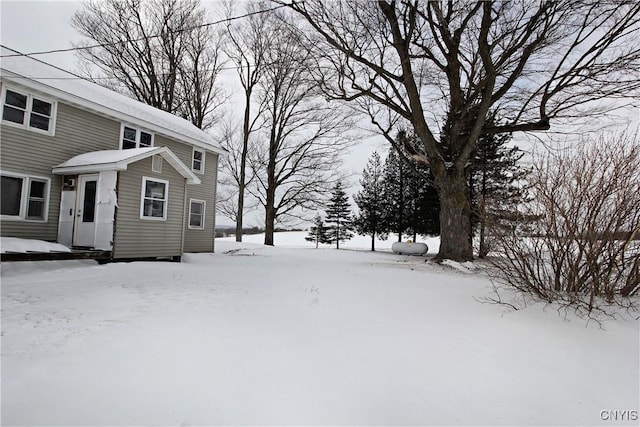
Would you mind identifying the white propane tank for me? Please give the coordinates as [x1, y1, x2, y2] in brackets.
[391, 241, 428, 255]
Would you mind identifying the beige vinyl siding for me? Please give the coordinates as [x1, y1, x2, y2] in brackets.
[112, 157, 185, 259]
[154, 135, 218, 252]
[1, 100, 120, 240]
[2, 83, 221, 253]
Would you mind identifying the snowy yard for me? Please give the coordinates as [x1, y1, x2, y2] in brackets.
[1, 233, 638, 426]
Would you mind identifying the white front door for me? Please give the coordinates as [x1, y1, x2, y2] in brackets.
[73, 174, 99, 247]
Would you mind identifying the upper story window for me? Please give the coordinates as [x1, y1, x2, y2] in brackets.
[192, 148, 205, 173]
[1, 87, 56, 134]
[1, 171, 50, 221]
[121, 124, 153, 149]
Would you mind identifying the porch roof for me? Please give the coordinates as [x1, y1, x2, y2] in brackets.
[52, 147, 201, 185]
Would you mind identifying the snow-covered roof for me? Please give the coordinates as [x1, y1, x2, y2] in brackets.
[0, 47, 226, 156]
[52, 147, 201, 185]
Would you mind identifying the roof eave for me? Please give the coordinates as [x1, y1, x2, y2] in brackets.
[52, 163, 128, 175]
[0, 72, 228, 156]
[51, 147, 201, 185]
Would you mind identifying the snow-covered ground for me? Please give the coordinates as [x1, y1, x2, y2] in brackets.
[1, 234, 638, 426]
[1, 237, 71, 254]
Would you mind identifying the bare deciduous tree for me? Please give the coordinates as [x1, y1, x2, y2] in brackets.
[72, 0, 227, 129]
[216, 116, 259, 225]
[223, 1, 271, 241]
[249, 12, 353, 246]
[276, 0, 640, 261]
[490, 132, 640, 314]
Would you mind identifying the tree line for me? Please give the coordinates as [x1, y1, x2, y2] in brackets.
[309, 124, 527, 255]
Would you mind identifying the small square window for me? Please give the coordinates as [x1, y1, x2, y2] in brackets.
[5, 90, 27, 109]
[3, 105, 25, 124]
[140, 132, 152, 147]
[31, 99, 51, 116]
[3, 90, 27, 125]
[29, 114, 50, 131]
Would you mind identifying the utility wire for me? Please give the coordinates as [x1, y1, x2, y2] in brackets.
[0, 4, 286, 58]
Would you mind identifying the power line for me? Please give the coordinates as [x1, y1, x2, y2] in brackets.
[0, 4, 286, 58]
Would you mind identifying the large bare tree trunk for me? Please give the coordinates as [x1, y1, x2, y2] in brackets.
[235, 90, 252, 242]
[264, 192, 276, 246]
[263, 135, 278, 246]
[434, 168, 473, 261]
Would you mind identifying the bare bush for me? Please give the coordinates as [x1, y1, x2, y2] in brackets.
[490, 132, 640, 314]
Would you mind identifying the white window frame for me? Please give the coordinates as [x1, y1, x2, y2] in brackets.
[140, 176, 169, 220]
[120, 124, 154, 149]
[188, 199, 206, 229]
[1, 86, 57, 135]
[192, 148, 205, 174]
[0, 171, 50, 222]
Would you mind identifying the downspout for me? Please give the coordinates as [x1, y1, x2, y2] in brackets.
[211, 153, 218, 253]
[180, 177, 187, 258]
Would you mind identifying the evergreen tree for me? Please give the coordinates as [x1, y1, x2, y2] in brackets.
[305, 213, 329, 248]
[469, 115, 530, 257]
[354, 152, 387, 251]
[380, 149, 407, 241]
[380, 132, 440, 242]
[324, 182, 354, 249]
[399, 132, 440, 240]
[404, 167, 440, 240]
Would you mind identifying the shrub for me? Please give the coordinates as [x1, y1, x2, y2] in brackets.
[490, 132, 640, 314]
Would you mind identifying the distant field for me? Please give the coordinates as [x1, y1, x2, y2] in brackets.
[219, 230, 441, 254]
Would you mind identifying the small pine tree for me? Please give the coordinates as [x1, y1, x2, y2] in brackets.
[354, 151, 387, 251]
[305, 213, 329, 248]
[324, 182, 354, 249]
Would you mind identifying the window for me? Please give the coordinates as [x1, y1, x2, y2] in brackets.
[188, 199, 205, 229]
[2, 87, 55, 134]
[121, 124, 153, 149]
[27, 179, 47, 219]
[140, 177, 168, 220]
[192, 148, 205, 173]
[1, 172, 49, 221]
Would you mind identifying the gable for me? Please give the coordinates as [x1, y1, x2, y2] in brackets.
[52, 147, 201, 185]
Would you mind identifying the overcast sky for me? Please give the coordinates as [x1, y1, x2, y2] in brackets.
[1, 1, 83, 69]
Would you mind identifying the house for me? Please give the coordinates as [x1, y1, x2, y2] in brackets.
[0, 47, 227, 261]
